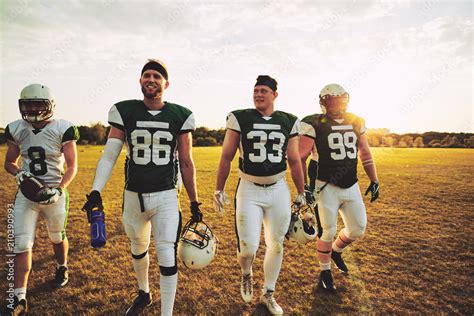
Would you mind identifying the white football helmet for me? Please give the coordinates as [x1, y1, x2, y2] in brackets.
[178, 220, 218, 270]
[19, 84, 55, 123]
[287, 204, 318, 245]
[319, 83, 349, 118]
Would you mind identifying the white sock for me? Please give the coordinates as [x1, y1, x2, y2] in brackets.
[160, 273, 177, 316]
[263, 247, 283, 292]
[320, 261, 331, 271]
[132, 254, 150, 293]
[14, 288, 26, 301]
[57, 261, 67, 268]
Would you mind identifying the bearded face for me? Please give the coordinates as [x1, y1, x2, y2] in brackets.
[140, 70, 166, 100]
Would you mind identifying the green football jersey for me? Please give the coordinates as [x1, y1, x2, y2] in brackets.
[227, 109, 300, 177]
[108, 100, 195, 193]
[300, 112, 366, 188]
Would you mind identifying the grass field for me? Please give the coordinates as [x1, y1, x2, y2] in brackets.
[0, 147, 473, 315]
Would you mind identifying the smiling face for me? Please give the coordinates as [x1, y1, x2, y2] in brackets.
[253, 85, 277, 114]
[139, 69, 168, 99]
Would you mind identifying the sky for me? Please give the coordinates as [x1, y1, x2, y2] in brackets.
[1, 0, 472, 133]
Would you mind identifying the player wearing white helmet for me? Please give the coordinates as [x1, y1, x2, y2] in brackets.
[4, 84, 79, 315]
[299, 84, 379, 292]
[82, 59, 202, 316]
[214, 75, 306, 315]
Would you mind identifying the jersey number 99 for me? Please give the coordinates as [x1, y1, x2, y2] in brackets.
[328, 131, 357, 160]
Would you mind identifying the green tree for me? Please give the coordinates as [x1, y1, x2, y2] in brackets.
[413, 136, 424, 148]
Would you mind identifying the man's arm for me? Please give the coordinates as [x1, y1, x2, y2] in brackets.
[299, 135, 314, 185]
[178, 132, 198, 202]
[287, 136, 305, 194]
[59, 141, 78, 189]
[358, 133, 378, 182]
[4, 141, 21, 176]
[90, 126, 125, 192]
[215, 129, 240, 191]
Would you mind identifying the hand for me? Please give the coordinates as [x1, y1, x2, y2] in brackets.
[82, 190, 103, 223]
[304, 184, 315, 206]
[15, 170, 33, 186]
[39, 187, 63, 205]
[365, 181, 380, 202]
[293, 193, 307, 208]
[190, 201, 203, 223]
[214, 190, 230, 212]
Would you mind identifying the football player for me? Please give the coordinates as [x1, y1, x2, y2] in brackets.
[299, 83, 380, 292]
[214, 75, 306, 315]
[82, 59, 202, 316]
[4, 84, 79, 315]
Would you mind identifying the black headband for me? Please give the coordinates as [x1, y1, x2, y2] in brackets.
[141, 60, 168, 80]
[255, 75, 277, 91]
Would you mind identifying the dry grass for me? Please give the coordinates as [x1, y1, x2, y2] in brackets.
[0, 147, 473, 315]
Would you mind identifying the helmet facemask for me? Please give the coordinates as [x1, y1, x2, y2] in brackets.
[181, 221, 214, 249]
[19, 99, 54, 123]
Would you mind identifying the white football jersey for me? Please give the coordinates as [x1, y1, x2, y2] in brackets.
[6, 119, 79, 187]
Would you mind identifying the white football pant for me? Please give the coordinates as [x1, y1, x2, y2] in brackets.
[235, 177, 291, 291]
[122, 189, 181, 271]
[13, 190, 68, 253]
[316, 180, 367, 242]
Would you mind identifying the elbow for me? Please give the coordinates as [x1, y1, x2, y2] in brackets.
[72, 165, 78, 178]
[68, 163, 78, 178]
[359, 149, 372, 161]
[287, 154, 300, 166]
[179, 159, 195, 170]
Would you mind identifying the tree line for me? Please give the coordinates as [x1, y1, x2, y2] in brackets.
[0, 124, 472, 148]
[365, 129, 474, 148]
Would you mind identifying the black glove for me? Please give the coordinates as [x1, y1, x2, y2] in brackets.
[190, 201, 203, 223]
[304, 184, 315, 205]
[365, 181, 380, 203]
[82, 190, 103, 223]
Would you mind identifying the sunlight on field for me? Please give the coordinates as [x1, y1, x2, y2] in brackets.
[0, 147, 473, 314]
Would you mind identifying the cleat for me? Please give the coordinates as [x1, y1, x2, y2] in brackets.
[318, 270, 336, 292]
[125, 290, 152, 316]
[331, 251, 349, 273]
[259, 289, 283, 315]
[5, 296, 27, 316]
[240, 273, 253, 303]
[55, 266, 69, 288]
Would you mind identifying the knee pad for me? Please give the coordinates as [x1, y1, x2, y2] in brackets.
[14, 235, 34, 253]
[48, 231, 65, 244]
[344, 225, 366, 240]
[155, 241, 176, 268]
[238, 240, 258, 258]
[132, 250, 148, 260]
[159, 265, 177, 276]
[131, 239, 149, 256]
[266, 240, 284, 254]
[320, 225, 337, 242]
